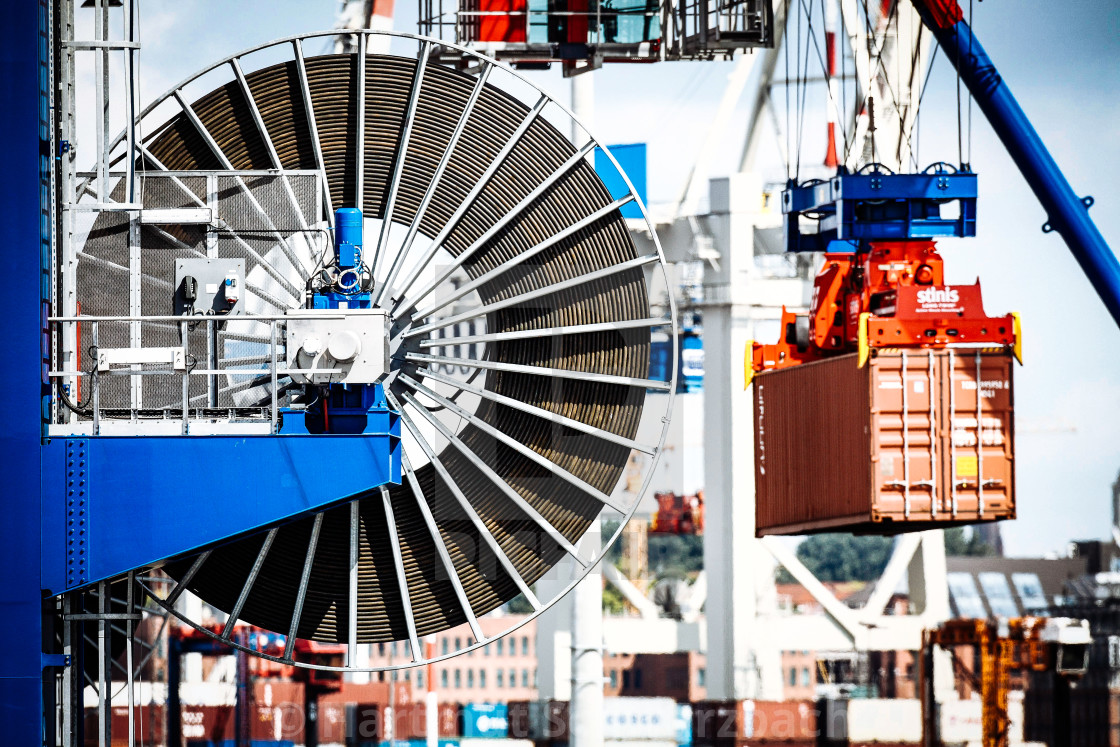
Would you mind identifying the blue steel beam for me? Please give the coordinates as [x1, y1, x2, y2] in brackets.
[1, 0, 48, 742]
[913, 0, 1120, 327]
[40, 430, 401, 596]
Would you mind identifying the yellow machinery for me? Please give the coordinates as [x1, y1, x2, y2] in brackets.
[921, 617, 1090, 747]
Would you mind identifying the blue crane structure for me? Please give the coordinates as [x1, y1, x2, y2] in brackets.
[2, 5, 402, 743]
[781, 0, 1120, 330]
[2, 0, 1118, 744]
[911, 0, 1120, 326]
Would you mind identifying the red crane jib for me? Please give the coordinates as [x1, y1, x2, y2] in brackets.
[650, 491, 704, 535]
[911, 0, 964, 29]
[749, 240, 1020, 376]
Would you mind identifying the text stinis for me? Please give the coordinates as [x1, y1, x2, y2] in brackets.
[916, 287, 960, 305]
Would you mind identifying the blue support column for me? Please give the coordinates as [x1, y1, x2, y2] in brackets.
[0, 0, 49, 742]
[914, 1, 1120, 327]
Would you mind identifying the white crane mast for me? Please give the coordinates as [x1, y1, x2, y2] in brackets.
[648, 0, 950, 703]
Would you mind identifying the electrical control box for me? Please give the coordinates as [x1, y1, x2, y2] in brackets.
[285, 308, 390, 386]
[174, 258, 246, 316]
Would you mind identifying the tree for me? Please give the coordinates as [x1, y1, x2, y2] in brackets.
[602, 584, 628, 615]
[603, 518, 704, 576]
[648, 533, 703, 575]
[944, 526, 997, 557]
[786, 534, 894, 583]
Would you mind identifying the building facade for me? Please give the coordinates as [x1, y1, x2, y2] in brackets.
[604, 651, 707, 702]
[363, 615, 539, 704]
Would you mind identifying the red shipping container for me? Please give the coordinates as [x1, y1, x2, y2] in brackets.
[180, 704, 236, 744]
[754, 350, 1015, 535]
[394, 702, 461, 739]
[352, 702, 389, 742]
[396, 703, 424, 740]
[742, 700, 818, 740]
[251, 680, 306, 743]
[319, 679, 411, 706]
[439, 702, 462, 737]
[473, 0, 528, 42]
[83, 705, 166, 747]
[692, 700, 740, 743]
[693, 701, 819, 743]
[317, 701, 348, 744]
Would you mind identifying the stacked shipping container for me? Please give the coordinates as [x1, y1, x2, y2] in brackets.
[691, 700, 819, 746]
[1024, 598, 1120, 747]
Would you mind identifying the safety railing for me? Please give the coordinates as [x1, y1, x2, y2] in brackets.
[48, 312, 489, 436]
[421, 0, 663, 47]
[47, 314, 347, 435]
[668, 0, 771, 56]
[418, 0, 770, 61]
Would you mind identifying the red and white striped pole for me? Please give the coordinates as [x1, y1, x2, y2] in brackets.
[824, 0, 840, 169]
[368, 0, 395, 35]
[336, 0, 396, 53]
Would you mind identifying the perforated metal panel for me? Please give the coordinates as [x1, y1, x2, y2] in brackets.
[73, 171, 322, 413]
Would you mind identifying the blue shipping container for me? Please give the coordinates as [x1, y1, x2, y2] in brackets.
[649, 331, 703, 393]
[679, 333, 703, 393]
[649, 336, 672, 387]
[593, 144, 647, 220]
[675, 703, 692, 746]
[461, 703, 510, 739]
[599, 0, 661, 43]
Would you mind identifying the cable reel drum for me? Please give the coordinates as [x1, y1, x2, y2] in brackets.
[73, 31, 677, 671]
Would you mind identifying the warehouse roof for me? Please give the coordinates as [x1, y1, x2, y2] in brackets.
[945, 556, 1087, 619]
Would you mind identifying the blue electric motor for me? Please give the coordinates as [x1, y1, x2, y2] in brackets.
[334, 206, 363, 268]
[313, 207, 372, 309]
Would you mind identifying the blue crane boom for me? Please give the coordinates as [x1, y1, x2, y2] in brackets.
[911, 0, 1120, 327]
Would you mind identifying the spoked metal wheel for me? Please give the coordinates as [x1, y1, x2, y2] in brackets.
[81, 30, 677, 671]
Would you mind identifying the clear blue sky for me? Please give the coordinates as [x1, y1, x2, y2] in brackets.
[125, 0, 1119, 556]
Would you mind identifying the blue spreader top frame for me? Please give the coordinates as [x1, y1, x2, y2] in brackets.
[782, 167, 978, 253]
